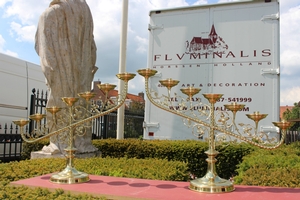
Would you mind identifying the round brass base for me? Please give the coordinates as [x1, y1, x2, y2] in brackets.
[50, 167, 90, 184]
[189, 177, 234, 193]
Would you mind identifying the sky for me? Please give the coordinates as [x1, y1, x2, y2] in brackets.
[0, 0, 299, 106]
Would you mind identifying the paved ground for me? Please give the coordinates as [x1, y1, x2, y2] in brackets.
[11, 174, 300, 200]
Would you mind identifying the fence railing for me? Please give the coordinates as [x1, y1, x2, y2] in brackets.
[91, 111, 144, 139]
[27, 89, 144, 139]
[29, 89, 47, 133]
[0, 123, 23, 162]
[285, 131, 300, 144]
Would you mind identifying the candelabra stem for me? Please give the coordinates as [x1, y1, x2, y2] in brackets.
[189, 102, 234, 193]
[50, 147, 89, 184]
[50, 104, 89, 184]
[254, 121, 259, 135]
[209, 102, 216, 151]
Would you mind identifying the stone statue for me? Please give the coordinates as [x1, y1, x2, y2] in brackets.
[35, 0, 98, 154]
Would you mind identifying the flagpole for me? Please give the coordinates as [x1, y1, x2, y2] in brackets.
[117, 0, 129, 139]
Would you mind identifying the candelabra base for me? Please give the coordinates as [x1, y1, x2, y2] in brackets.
[50, 166, 90, 184]
[189, 176, 234, 193]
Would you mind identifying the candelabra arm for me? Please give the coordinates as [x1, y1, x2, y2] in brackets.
[144, 78, 211, 128]
[17, 81, 130, 143]
[214, 125, 287, 150]
[231, 116, 246, 136]
[145, 77, 286, 149]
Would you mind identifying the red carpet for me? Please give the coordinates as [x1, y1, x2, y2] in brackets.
[11, 174, 300, 200]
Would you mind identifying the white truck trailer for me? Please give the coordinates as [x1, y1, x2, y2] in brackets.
[144, 0, 280, 140]
[0, 53, 47, 127]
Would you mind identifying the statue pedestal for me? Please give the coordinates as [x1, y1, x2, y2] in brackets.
[31, 151, 101, 159]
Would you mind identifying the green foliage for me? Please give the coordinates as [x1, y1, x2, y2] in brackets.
[20, 138, 300, 189]
[127, 100, 144, 114]
[0, 156, 188, 199]
[124, 99, 145, 138]
[283, 102, 300, 131]
[93, 139, 208, 178]
[92, 139, 255, 179]
[0, 157, 188, 184]
[216, 143, 258, 179]
[123, 114, 144, 138]
[0, 158, 64, 185]
[21, 139, 49, 160]
[80, 157, 189, 181]
[0, 184, 107, 200]
[0, 158, 107, 199]
[234, 142, 300, 187]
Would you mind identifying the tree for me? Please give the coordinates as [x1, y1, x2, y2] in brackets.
[128, 100, 145, 114]
[283, 101, 300, 131]
[123, 100, 145, 138]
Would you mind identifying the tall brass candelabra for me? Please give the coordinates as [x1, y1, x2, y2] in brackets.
[137, 68, 291, 193]
[13, 72, 135, 184]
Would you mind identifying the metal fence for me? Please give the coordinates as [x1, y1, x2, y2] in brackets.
[29, 89, 48, 133]
[0, 89, 144, 162]
[27, 89, 144, 139]
[285, 131, 300, 144]
[91, 111, 144, 139]
[0, 123, 23, 162]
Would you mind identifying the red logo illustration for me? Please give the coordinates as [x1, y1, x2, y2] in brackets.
[186, 25, 228, 54]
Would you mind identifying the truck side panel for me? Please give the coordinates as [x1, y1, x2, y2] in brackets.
[145, 1, 280, 140]
[0, 53, 47, 126]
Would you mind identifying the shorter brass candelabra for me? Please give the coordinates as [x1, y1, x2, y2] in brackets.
[13, 72, 135, 184]
[137, 68, 291, 193]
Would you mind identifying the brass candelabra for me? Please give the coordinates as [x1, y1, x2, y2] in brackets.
[13, 72, 135, 184]
[137, 68, 291, 193]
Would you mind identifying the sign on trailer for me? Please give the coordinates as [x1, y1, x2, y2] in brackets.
[144, 0, 280, 140]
